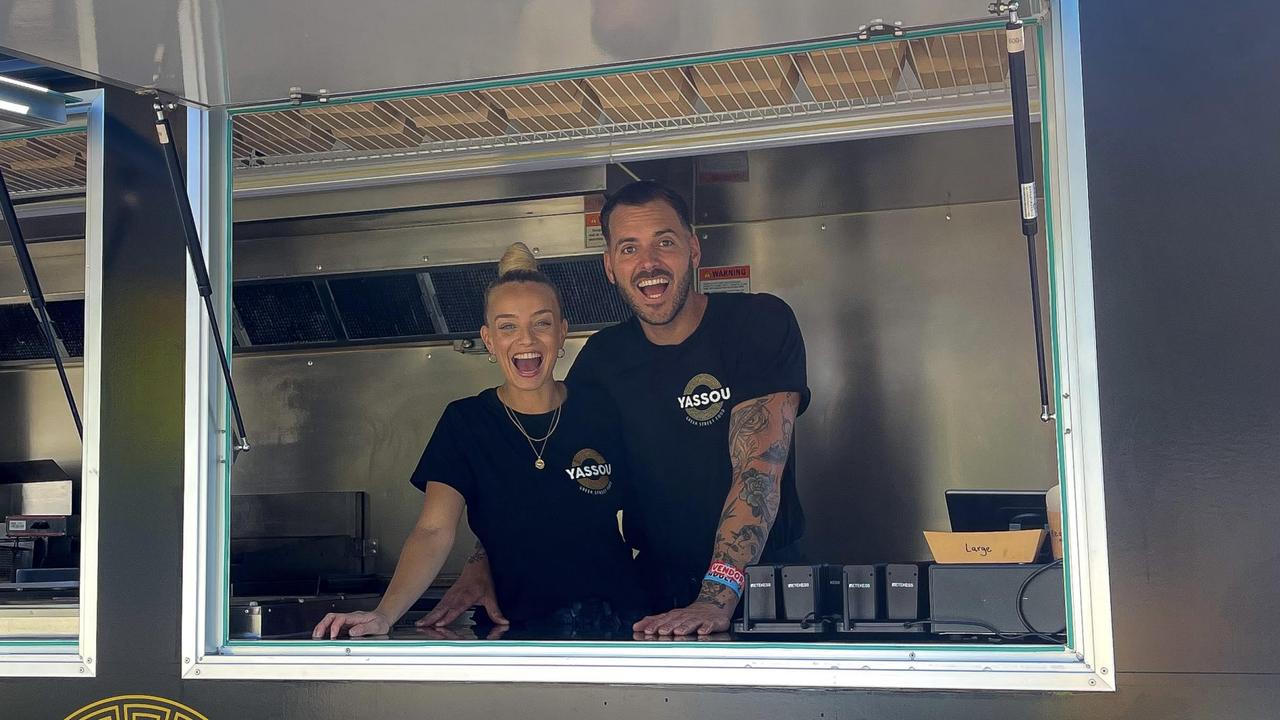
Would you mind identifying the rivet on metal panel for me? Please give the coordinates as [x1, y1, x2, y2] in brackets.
[1064, 427, 1072, 434]
[306, 360, 314, 367]
[79, 666, 85, 674]
[426, 353, 432, 360]
[908, 651, 916, 660]
[422, 255, 430, 262]
[1089, 678, 1097, 686]
[184, 657, 191, 664]
[820, 224, 827, 231]
[701, 233, 709, 240]
[1101, 667, 1109, 674]
[345, 647, 352, 655]
[1063, 392, 1071, 399]
[195, 668, 201, 675]
[85, 657, 92, 664]
[532, 247, 541, 255]
[315, 264, 324, 271]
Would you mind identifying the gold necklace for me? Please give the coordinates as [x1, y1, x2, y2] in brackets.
[499, 388, 563, 470]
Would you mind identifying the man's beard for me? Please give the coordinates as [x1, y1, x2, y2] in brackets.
[624, 261, 694, 326]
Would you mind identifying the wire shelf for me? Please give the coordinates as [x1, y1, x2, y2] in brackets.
[0, 131, 88, 198]
[232, 27, 1038, 174]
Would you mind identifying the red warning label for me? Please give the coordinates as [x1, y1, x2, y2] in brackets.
[698, 264, 751, 294]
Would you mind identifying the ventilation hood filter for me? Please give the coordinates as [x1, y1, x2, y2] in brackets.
[426, 263, 498, 335]
[233, 281, 337, 346]
[0, 303, 50, 361]
[328, 274, 435, 340]
[541, 257, 630, 327]
[46, 299, 84, 357]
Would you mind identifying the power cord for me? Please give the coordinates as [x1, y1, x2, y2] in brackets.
[1016, 558, 1066, 643]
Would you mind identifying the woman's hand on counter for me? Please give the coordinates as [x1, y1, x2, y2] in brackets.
[312, 610, 393, 639]
[417, 546, 509, 627]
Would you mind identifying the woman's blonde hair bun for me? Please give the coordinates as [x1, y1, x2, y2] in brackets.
[498, 241, 539, 276]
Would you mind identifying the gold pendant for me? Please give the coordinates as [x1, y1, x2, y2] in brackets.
[535, 458, 545, 470]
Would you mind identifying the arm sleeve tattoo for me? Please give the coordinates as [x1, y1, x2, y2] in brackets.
[695, 392, 800, 608]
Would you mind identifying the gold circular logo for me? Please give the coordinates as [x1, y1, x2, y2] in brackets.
[681, 372, 727, 423]
[570, 448, 611, 492]
[65, 695, 209, 720]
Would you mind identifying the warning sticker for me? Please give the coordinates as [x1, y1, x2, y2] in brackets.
[584, 194, 605, 248]
[698, 265, 751, 294]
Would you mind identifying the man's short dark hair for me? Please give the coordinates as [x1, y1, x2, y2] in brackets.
[600, 180, 694, 245]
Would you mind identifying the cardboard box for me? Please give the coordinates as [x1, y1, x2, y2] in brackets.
[907, 33, 1007, 90]
[692, 58, 800, 112]
[587, 68, 697, 123]
[301, 103, 424, 150]
[923, 529, 1045, 564]
[390, 92, 509, 142]
[483, 80, 600, 131]
[797, 42, 906, 102]
[235, 112, 335, 154]
[7, 152, 84, 173]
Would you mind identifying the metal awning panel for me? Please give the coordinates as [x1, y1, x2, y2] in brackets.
[230, 26, 1038, 187]
[0, 2, 1039, 108]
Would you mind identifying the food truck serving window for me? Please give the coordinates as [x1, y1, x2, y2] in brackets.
[181, 9, 1116, 691]
[0, 90, 105, 678]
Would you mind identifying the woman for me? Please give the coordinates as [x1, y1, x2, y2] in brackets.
[313, 242, 642, 639]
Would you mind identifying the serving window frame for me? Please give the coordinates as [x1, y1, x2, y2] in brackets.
[181, 3, 1116, 691]
[0, 89, 105, 678]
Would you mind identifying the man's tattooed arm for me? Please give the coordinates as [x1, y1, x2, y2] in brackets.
[695, 392, 800, 609]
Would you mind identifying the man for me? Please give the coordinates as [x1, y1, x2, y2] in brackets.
[422, 180, 809, 635]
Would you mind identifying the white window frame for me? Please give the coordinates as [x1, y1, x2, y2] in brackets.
[181, 3, 1115, 691]
[0, 88, 104, 678]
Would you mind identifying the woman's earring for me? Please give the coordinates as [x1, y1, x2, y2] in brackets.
[557, 348, 565, 358]
[487, 353, 497, 363]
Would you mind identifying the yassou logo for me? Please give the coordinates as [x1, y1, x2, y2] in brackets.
[678, 372, 732, 426]
[566, 448, 612, 495]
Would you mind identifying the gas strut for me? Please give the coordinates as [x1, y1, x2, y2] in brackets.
[992, 1, 1052, 423]
[153, 101, 251, 453]
[0, 166, 83, 438]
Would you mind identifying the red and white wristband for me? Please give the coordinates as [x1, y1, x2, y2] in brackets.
[703, 561, 746, 597]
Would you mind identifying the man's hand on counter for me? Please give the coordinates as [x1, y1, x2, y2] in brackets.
[633, 595, 736, 636]
[313, 609, 392, 639]
[418, 546, 509, 627]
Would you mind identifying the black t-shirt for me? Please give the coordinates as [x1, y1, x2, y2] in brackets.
[567, 292, 810, 606]
[409, 386, 643, 623]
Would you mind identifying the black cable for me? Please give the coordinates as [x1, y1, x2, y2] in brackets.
[152, 104, 251, 453]
[1016, 559, 1066, 643]
[904, 617, 1061, 643]
[0, 165, 83, 439]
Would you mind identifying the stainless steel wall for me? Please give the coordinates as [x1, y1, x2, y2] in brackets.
[0, 364, 84, 481]
[225, 125, 1056, 577]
